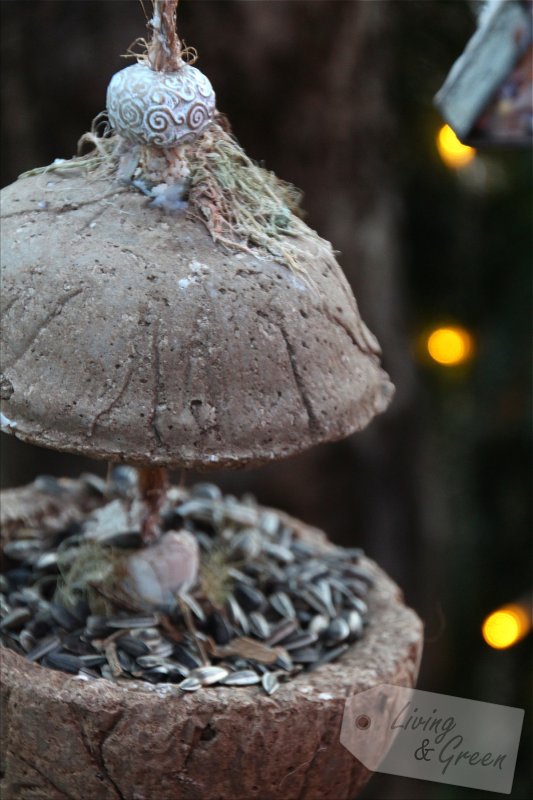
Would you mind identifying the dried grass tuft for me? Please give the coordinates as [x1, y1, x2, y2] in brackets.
[18, 119, 330, 279]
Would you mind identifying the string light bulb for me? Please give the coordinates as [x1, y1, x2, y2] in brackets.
[426, 326, 474, 366]
[437, 124, 476, 169]
[482, 604, 532, 650]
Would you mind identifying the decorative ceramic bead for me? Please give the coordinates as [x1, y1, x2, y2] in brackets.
[106, 62, 216, 148]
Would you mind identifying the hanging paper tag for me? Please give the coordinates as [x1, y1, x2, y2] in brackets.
[340, 685, 524, 795]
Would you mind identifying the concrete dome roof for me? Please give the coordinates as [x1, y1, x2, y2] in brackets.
[0, 170, 394, 469]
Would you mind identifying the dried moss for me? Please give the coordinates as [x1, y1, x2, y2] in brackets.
[18, 119, 329, 280]
[55, 541, 127, 616]
[199, 544, 233, 609]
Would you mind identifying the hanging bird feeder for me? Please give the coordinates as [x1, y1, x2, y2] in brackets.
[0, 3, 422, 798]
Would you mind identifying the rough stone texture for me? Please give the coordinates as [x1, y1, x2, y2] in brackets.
[1, 533, 422, 799]
[0, 171, 394, 470]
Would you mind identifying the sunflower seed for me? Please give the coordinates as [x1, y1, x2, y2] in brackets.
[323, 617, 350, 647]
[19, 629, 36, 652]
[308, 643, 349, 671]
[234, 584, 265, 612]
[85, 615, 113, 637]
[0, 607, 31, 630]
[131, 627, 161, 642]
[269, 592, 296, 620]
[80, 472, 107, 496]
[178, 592, 205, 623]
[220, 669, 261, 686]
[345, 596, 368, 616]
[3, 540, 41, 561]
[263, 542, 294, 564]
[109, 466, 138, 497]
[178, 676, 202, 692]
[44, 652, 84, 674]
[308, 614, 329, 637]
[4, 569, 31, 588]
[248, 612, 271, 640]
[149, 639, 174, 658]
[191, 483, 222, 501]
[261, 672, 280, 695]
[290, 647, 320, 664]
[114, 648, 132, 671]
[62, 632, 94, 656]
[315, 580, 336, 617]
[284, 632, 319, 651]
[34, 552, 59, 571]
[102, 532, 143, 549]
[342, 565, 374, 584]
[49, 603, 80, 632]
[299, 563, 330, 583]
[224, 500, 259, 527]
[25, 634, 61, 662]
[9, 587, 41, 607]
[190, 666, 229, 686]
[266, 619, 298, 647]
[228, 529, 262, 560]
[163, 661, 190, 679]
[136, 655, 165, 668]
[106, 615, 160, 629]
[298, 588, 330, 617]
[259, 511, 280, 537]
[176, 499, 217, 524]
[273, 651, 294, 671]
[344, 610, 364, 640]
[170, 643, 200, 670]
[226, 595, 250, 635]
[79, 654, 107, 667]
[290, 540, 316, 558]
[344, 579, 370, 597]
[1, 633, 24, 655]
[142, 665, 170, 681]
[329, 547, 364, 561]
[206, 611, 234, 645]
[117, 635, 150, 657]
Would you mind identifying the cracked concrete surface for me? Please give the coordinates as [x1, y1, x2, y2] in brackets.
[0, 170, 394, 470]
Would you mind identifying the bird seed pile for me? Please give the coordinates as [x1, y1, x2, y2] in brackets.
[0, 472, 373, 697]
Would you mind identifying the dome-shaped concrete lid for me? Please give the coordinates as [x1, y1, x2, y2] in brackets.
[0, 169, 393, 469]
[0, 0, 394, 469]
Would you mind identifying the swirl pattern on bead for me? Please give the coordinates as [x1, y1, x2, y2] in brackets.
[106, 63, 216, 148]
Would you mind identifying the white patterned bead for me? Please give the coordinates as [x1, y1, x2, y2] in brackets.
[106, 62, 216, 148]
